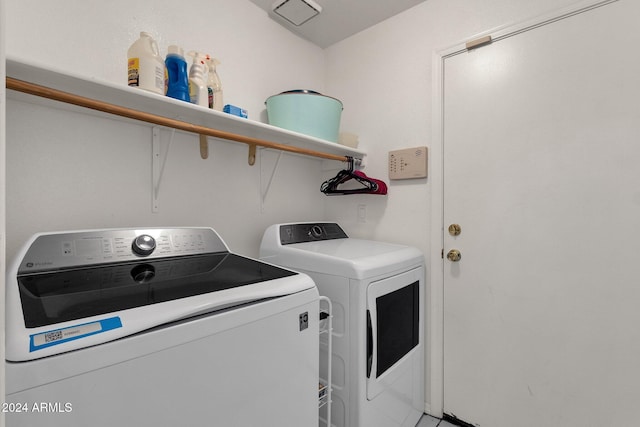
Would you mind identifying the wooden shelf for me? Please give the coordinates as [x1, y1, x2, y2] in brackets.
[6, 57, 366, 162]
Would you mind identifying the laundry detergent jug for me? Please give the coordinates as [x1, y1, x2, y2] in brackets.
[127, 32, 165, 95]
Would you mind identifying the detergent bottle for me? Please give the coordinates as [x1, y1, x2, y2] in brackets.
[165, 45, 190, 102]
[206, 56, 223, 111]
[127, 32, 165, 95]
[187, 51, 209, 107]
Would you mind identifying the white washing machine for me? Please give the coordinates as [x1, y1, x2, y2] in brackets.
[260, 222, 424, 427]
[5, 227, 319, 427]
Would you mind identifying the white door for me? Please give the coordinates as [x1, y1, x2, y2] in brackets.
[443, 1, 640, 426]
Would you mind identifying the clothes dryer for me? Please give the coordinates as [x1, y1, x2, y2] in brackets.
[260, 222, 424, 427]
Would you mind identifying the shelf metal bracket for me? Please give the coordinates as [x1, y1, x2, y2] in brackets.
[152, 127, 173, 213]
[261, 150, 283, 212]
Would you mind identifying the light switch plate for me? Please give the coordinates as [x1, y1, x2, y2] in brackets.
[389, 146, 428, 179]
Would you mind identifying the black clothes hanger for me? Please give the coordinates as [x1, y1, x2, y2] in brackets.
[320, 157, 387, 195]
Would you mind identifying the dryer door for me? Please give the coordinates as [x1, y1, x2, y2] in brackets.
[366, 266, 423, 400]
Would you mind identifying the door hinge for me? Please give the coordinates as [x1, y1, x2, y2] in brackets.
[466, 35, 492, 50]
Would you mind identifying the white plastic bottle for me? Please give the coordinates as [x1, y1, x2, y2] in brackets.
[127, 32, 165, 95]
[187, 51, 209, 107]
[206, 56, 223, 111]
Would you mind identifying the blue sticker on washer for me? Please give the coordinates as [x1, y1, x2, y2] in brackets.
[30, 317, 122, 352]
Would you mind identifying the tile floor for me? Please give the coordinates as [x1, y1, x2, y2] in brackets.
[417, 414, 457, 427]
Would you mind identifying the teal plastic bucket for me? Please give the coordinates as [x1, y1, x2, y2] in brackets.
[265, 90, 343, 142]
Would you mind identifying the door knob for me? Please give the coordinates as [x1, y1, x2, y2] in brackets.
[447, 249, 462, 262]
[448, 224, 462, 236]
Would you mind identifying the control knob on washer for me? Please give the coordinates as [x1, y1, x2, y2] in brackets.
[132, 234, 156, 256]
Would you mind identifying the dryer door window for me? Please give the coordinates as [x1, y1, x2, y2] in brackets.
[366, 266, 423, 400]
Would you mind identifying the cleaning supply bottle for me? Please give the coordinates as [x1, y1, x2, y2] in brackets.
[187, 51, 209, 107]
[165, 45, 190, 102]
[205, 56, 223, 111]
[127, 32, 165, 95]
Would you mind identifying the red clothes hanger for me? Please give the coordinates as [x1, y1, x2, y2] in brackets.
[320, 157, 387, 195]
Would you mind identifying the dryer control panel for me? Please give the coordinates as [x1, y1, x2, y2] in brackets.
[279, 223, 348, 245]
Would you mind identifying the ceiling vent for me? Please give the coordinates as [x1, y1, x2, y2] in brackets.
[272, 0, 322, 26]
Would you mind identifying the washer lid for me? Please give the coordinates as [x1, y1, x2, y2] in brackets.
[17, 253, 297, 329]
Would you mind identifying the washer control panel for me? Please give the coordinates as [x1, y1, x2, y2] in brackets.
[18, 227, 228, 273]
[279, 223, 348, 245]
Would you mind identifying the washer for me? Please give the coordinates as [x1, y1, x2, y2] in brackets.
[260, 222, 424, 427]
[5, 227, 319, 427]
